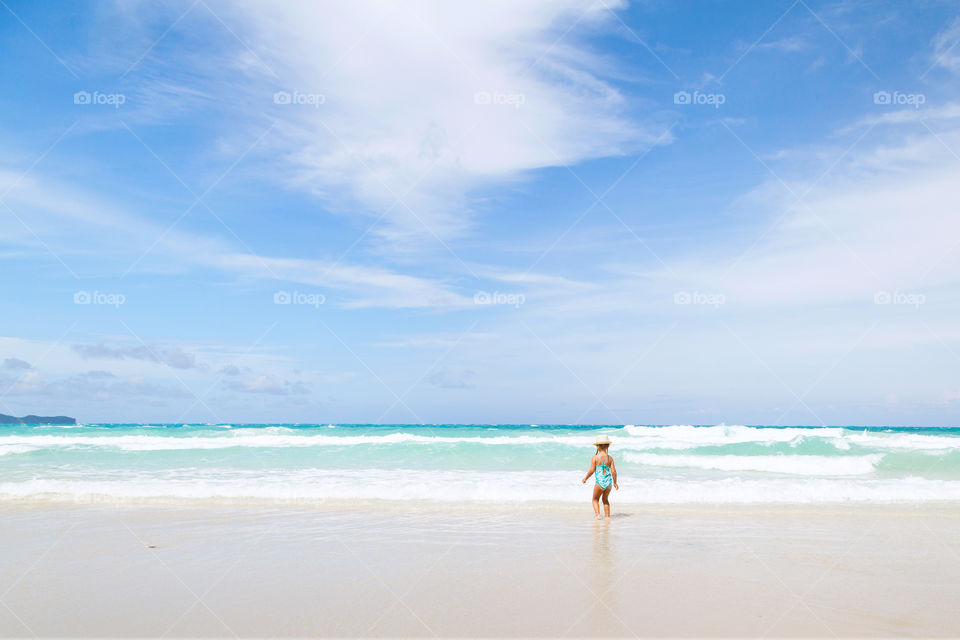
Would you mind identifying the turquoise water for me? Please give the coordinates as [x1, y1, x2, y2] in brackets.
[2, 423, 960, 505]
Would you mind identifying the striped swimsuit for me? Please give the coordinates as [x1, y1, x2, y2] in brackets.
[594, 453, 613, 490]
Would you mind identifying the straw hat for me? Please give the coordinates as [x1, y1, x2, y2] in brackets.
[593, 434, 611, 446]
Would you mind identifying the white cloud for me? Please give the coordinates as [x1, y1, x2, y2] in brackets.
[427, 366, 476, 389]
[839, 103, 960, 133]
[941, 388, 960, 404]
[225, 374, 309, 395]
[183, 0, 668, 247]
[0, 166, 470, 309]
[642, 121, 960, 307]
[484, 271, 595, 288]
[212, 253, 469, 308]
[72, 343, 202, 370]
[2, 358, 32, 370]
[757, 36, 808, 53]
[6, 1, 670, 308]
[930, 17, 960, 74]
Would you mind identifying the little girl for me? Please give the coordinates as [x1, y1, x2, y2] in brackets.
[582, 435, 619, 519]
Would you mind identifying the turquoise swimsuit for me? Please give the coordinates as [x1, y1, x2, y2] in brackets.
[594, 453, 613, 490]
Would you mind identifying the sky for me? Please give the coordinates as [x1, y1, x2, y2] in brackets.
[1, 0, 959, 426]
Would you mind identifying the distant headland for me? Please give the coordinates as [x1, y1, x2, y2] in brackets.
[0, 414, 76, 425]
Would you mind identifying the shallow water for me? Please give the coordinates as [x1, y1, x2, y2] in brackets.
[2, 423, 960, 505]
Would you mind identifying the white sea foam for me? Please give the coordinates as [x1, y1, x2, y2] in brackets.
[622, 452, 884, 476]
[0, 433, 580, 450]
[0, 430, 636, 451]
[0, 445, 39, 456]
[827, 432, 960, 451]
[624, 424, 847, 443]
[2, 470, 960, 505]
[30, 423, 86, 429]
[1, 425, 958, 453]
[622, 425, 960, 452]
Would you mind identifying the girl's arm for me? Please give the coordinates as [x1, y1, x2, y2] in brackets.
[611, 456, 619, 489]
[582, 456, 597, 484]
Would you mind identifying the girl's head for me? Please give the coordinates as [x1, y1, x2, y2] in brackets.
[593, 435, 611, 454]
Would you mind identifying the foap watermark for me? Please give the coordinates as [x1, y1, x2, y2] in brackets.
[674, 291, 725, 308]
[73, 90, 126, 109]
[274, 290, 325, 308]
[873, 90, 925, 109]
[273, 90, 325, 108]
[73, 290, 126, 308]
[673, 90, 725, 109]
[474, 291, 526, 308]
[474, 90, 526, 108]
[874, 290, 925, 308]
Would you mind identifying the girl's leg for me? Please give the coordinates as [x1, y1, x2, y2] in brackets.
[591, 483, 603, 517]
[601, 488, 612, 517]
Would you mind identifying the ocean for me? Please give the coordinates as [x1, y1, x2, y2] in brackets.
[2, 423, 960, 506]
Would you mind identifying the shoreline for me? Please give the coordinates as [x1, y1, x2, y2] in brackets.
[2, 502, 959, 637]
[3, 497, 960, 516]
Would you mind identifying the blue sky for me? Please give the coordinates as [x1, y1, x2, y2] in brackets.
[2, 0, 959, 425]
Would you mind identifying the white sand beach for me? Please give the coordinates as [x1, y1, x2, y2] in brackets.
[1, 502, 958, 638]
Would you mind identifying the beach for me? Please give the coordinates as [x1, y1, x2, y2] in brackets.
[7, 0, 960, 635]
[2, 501, 959, 638]
[4, 423, 960, 637]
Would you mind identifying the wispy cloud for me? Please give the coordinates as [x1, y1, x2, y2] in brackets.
[930, 17, 960, 74]
[637, 124, 960, 306]
[427, 366, 476, 390]
[119, 0, 670, 249]
[0, 165, 472, 309]
[2, 358, 32, 370]
[224, 374, 310, 395]
[212, 253, 470, 309]
[757, 35, 809, 52]
[72, 342, 203, 370]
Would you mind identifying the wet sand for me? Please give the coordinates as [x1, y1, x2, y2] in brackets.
[1, 502, 959, 637]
